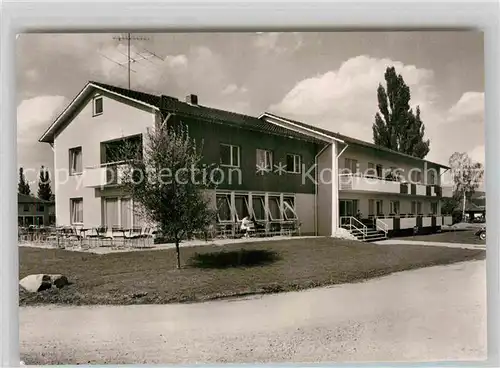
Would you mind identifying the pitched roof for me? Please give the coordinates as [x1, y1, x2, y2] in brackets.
[39, 81, 324, 144]
[38, 81, 450, 169]
[262, 112, 450, 169]
[18, 193, 54, 204]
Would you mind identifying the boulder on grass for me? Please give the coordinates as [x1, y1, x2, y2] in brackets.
[19, 274, 70, 293]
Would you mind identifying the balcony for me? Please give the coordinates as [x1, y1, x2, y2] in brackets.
[339, 173, 400, 193]
[339, 173, 443, 197]
[83, 163, 129, 188]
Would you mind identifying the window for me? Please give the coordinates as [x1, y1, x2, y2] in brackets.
[431, 202, 438, 215]
[220, 144, 240, 167]
[38, 204, 45, 212]
[252, 196, 266, 220]
[376, 164, 383, 178]
[417, 201, 422, 214]
[283, 196, 297, 220]
[411, 170, 422, 183]
[102, 197, 133, 228]
[102, 135, 143, 164]
[427, 170, 436, 185]
[286, 154, 301, 173]
[390, 200, 400, 215]
[216, 194, 232, 222]
[368, 199, 375, 216]
[69, 147, 83, 175]
[234, 195, 250, 221]
[121, 198, 132, 228]
[268, 196, 281, 220]
[376, 200, 384, 215]
[367, 162, 376, 178]
[23, 204, 30, 212]
[344, 158, 358, 175]
[411, 201, 416, 215]
[70, 198, 83, 224]
[93, 95, 103, 116]
[256, 149, 273, 171]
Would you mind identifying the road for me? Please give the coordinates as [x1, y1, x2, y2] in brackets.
[20, 260, 486, 365]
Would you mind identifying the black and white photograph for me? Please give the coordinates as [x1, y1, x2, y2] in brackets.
[16, 31, 486, 365]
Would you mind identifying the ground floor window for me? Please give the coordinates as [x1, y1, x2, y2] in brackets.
[390, 200, 400, 215]
[339, 199, 359, 217]
[216, 191, 298, 223]
[102, 197, 136, 228]
[18, 216, 44, 227]
[216, 194, 232, 222]
[70, 198, 83, 224]
[431, 202, 438, 215]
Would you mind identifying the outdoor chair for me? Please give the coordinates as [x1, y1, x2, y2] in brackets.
[125, 226, 143, 247]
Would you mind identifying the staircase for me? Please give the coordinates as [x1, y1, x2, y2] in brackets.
[341, 217, 388, 242]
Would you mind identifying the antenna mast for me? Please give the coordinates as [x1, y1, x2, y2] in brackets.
[112, 33, 149, 89]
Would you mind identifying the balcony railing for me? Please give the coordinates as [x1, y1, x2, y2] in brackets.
[339, 173, 443, 197]
[83, 162, 129, 188]
[339, 173, 400, 193]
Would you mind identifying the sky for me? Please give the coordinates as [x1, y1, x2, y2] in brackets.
[16, 31, 485, 189]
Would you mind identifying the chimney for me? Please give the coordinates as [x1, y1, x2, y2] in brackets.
[186, 94, 198, 105]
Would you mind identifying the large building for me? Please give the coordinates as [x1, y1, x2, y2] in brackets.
[39, 81, 453, 240]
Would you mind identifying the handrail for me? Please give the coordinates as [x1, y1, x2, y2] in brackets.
[375, 218, 389, 235]
[338, 172, 437, 186]
[350, 216, 368, 234]
[340, 216, 367, 240]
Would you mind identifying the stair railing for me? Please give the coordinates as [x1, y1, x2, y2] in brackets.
[350, 216, 368, 240]
[375, 218, 389, 237]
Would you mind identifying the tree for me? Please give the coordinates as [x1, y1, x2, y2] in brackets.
[120, 119, 216, 269]
[37, 166, 53, 201]
[448, 152, 484, 220]
[18, 167, 31, 195]
[373, 66, 430, 159]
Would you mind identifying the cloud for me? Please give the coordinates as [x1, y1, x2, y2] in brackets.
[447, 91, 484, 122]
[253, 32, 303, 54]
[469, 144, 485, 164]
[17, 95, 68, 187]
[17, 96, 67, 141]
[270, 55, 436, 141]
[270, 55, 483, 167]
[221, 83, 248, 95]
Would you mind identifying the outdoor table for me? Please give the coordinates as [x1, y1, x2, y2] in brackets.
[79, 228, 90, 238]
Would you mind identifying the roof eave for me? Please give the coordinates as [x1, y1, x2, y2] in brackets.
[259, 112, 343, 144]
[38, 82, 160, 144]
[261, 112, 450, 169]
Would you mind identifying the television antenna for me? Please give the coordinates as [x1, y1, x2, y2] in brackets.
[110, 33, 150, 89]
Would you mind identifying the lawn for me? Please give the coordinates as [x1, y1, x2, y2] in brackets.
[400, 230, 485, 245]
[19, 237, 485, 306]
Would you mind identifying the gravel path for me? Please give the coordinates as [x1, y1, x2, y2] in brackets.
[19, 260, 486, 365]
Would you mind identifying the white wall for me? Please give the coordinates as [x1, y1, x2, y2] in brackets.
[295, 193, 315, 235]
[317, 145, 333, 236]
[338, 192, 441, 217]
[53, 90, 157, 227]
[339, 144, 442, 185]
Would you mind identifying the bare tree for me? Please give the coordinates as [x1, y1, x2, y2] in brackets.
[448, 152, 484, 221]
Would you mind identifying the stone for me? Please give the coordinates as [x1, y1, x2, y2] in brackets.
[19, 274, 70, 293]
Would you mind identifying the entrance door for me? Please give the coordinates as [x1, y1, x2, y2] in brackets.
[376, 200, 384, 216]
[339, 200, 359, 217]
[368, 199, 375, 217]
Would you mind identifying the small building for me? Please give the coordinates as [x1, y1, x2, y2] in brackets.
[458, 192, 486, 222]
[18, 194, 55, 227]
